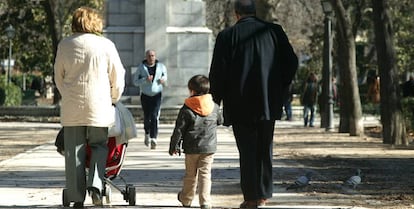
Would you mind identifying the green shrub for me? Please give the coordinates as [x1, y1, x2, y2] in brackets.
[22, 89, 37, 105]
[0, 87, 5, 105]
[362, 102, 380, 115]
[0, 82, 22, 106]
[22, 89, 36, 100]
[401, 97, 414, 131]
[0, 75, 6, 105]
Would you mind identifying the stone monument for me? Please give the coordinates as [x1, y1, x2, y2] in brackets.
[104, 0, 213, 106]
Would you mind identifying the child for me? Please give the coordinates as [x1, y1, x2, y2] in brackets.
[169, 75, 223, 209]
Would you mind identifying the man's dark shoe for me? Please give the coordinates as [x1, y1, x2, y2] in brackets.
[257, 199, 267, 206]
[239, 200, 257, 209]
[239, 199, 266, 209]
[73, 202, 84, 208]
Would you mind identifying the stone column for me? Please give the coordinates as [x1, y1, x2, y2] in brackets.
[146, 0, 213, 106]
[105, 0, 145, 95]
[105, 0, 212, 106]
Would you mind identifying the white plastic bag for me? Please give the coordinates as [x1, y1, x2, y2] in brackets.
[108, 106, 122, 137]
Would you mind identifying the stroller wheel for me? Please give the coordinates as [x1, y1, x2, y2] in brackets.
[127, 186, 136, 206]
[62, 189, 70, 207]
[104, 184, 112, 204]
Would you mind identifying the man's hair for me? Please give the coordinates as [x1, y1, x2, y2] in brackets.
[188, 75, 210, 95]
[234, 0, 256, 16]
[146, 49, 155, 56]
[71, 7, 103, 35]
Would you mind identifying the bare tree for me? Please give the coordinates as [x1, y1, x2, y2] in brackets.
[205, 0, 234, 37]
[371, 0, 407, 145]
[332, 0, 364, 136]
[206, 0, 323, 55]
[41, 0, 74, 104]
[39, 0, 103, 104]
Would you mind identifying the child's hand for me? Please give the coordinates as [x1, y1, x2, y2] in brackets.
[169, 149, 182, 156]
[169, 149, 178, 156]
[168, 149, 174, 156]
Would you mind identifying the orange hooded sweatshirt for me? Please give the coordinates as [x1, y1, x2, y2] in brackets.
[184, 94, 215, 116]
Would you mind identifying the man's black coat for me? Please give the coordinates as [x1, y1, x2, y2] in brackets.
[209, 16, 298, 126]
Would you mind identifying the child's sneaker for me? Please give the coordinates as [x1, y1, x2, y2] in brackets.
[177, 192, 190, 207]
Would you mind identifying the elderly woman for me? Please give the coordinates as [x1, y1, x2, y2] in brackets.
[54, 7, 125, 208]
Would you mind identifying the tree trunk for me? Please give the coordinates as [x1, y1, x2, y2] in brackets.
[332, 0, 364, 136]
[371, 0, 408, 145]
[256, 0, 282, 21]
[42, 0, 61, 105]
[44, 0, 92, 105]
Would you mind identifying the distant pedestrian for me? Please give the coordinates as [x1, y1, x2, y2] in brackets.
[133, 49, 167, 149]
[402, 75, 414, 98]
[209, 0, 298, 208]
[54, 6, 125, 208]
[332, 76, 338, 105]
[283, 83, 294, 121]
[367, 73, 380, 103]
[169, 75, 222, 209]
[301, 73, 318, 127]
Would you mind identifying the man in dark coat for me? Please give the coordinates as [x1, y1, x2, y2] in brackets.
[402, 75, 414, 97]
[208, 0, 298, 208]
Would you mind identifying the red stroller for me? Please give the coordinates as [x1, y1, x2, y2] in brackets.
[59, 134, 136, 206]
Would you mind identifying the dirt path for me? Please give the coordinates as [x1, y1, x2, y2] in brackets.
[0, 123, 60, 162]
[273, 127, 414, 209]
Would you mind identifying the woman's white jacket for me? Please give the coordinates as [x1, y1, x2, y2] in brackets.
[54, 33, 125, 127]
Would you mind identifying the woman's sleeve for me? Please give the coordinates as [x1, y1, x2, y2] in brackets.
[108, 43, 126, 103]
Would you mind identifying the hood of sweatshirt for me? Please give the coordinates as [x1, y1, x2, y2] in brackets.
[184, 94, 215, 116]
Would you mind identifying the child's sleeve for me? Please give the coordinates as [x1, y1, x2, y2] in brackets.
[169, 107, 189, 155]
